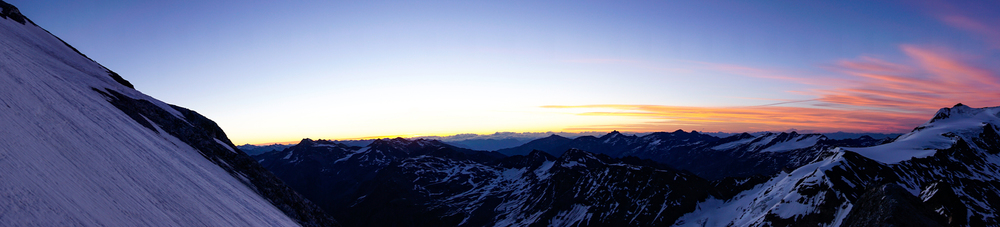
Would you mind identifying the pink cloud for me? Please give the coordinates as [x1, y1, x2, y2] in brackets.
[546, 44, 1000, 134]
[818, 45, 1000, 113]
[940, 15, 1000, 49]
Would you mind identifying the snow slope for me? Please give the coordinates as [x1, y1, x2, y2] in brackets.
[0, 3, 327, 226]
[847, 104, 1000, 164]
[675, 104, 1000, 226]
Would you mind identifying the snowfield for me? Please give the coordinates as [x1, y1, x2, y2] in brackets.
[0, 5, 300, 226]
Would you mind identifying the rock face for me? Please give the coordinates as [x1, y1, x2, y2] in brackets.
[841, 184, 946, 227]
[0, 1, 336, 226]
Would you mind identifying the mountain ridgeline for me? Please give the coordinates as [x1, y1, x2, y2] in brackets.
[256, 104, 1000, 226]
[498, 130, 890, 180]
[255, 105, 1000, 226]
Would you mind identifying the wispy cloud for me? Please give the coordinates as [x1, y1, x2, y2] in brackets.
[543, 104, 924, 133]
[546, 44, 1000, 133]
[817, 45, 1000, 112]
[939, 15, 1000, 49]
[546, 2, 1000, 134]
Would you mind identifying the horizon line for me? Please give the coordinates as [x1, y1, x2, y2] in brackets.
[238, 129, 908, 146]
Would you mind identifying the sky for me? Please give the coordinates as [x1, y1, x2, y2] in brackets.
[8, 0, 1000, 144]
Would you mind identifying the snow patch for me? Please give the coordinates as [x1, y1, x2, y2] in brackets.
[761, 135, 821, 152]
[549, 204, 592, 226]
[534, 161, 555, 180]
[712, 138, 756, 150]
[215, 138, 236, 153]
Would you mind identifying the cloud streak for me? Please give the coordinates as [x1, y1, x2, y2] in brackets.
[543, 104, 925, 133]
[940, 15, 1000, 49]
[546, 4, 1000, 134]
[818, 45, 1000, 112]
[546, 44, 1000, 133]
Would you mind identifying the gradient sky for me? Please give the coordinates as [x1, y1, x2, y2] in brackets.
[8, 0, 1000, 144]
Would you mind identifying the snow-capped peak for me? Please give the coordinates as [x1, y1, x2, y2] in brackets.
[928, 103, 990, 123]
[847, 105, 1000, 164]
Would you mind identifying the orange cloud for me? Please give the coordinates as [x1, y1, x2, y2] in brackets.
[543, 105, 924, 133]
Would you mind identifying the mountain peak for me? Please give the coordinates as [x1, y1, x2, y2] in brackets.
[607, 130, 621, 136]
[560, 148, 593, 159]
[604, 130, 623, 138]
[929, 104, 994, 123]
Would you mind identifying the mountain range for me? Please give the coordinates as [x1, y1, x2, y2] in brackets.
[255, 104, 1000, 226]
[5, 0, 1000, 226]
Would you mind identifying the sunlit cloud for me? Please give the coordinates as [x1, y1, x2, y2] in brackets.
[818, 45, 1000, 112]
[546, 43, 1000, 133]
[543, 105, 925, 133]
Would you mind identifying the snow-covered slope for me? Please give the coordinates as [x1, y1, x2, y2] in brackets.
[0, 2, 334, 226]
[848, 104, 1000, 164]
[676, 104, 1000, 226]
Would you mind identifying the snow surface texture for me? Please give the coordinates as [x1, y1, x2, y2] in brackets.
[847, 105, 1000, 164]
[0, 7, 298, 226]
[675, 105, 1000, 226]
[712, 132, 825, 153]
[674, 151, 854, 227]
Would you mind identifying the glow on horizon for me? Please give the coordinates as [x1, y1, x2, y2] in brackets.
[8, 0, 1000, 145]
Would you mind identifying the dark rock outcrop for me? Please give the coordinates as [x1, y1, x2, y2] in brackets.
[842, 184, 947, 227]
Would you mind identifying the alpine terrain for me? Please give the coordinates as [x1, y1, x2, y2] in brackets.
[0, 1, 336, 226]
[257, 104, 1000, 226]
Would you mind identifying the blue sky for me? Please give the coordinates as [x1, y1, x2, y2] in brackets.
[9, 0, 1000, 144]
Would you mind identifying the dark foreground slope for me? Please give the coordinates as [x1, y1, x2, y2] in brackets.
[0, 2, 335, 226]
